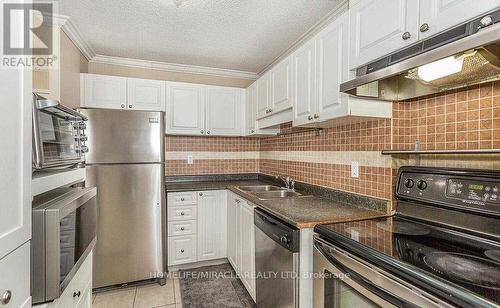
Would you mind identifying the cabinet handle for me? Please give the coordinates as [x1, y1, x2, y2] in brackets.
[206, 131, 211, 135]
[180, 227, 185, 231]
[314, 114, 319, 119]
[200, 130, 204, 134]
[180, 212, 185, 216]
[121, 104, 125, 108]
[0, 290, 12, 305]
[235, 199, 240, 203]
[269, 108, 273, 113]
[308, 115, 313, 120]
[199, 192, 203, 196]
[419, 23, 429, 32]
[73, 291, 81, 298]
[402, 31, 411, 40]
[180, 249, 185, 253]
[129, 105, 133, 108]
[250, 129, 255, 133]
[180, 197, 185, 201]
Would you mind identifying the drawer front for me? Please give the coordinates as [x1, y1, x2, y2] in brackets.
[168, 220, 197, 236]
[0, 242, 30, 308]
[168, 235, 197, 265]
[168, 206, 197, 221]
[167, 192, 197, 206]
[55, 252, 92, 308]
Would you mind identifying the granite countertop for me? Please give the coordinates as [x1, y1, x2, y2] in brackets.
[166, 177, 388, 229]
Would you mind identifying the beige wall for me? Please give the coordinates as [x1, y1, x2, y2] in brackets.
[60, 31, 89, 108]
[88, 62, 253, 88]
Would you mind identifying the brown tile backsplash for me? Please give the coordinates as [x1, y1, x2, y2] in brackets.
[165, 81, 500, 202]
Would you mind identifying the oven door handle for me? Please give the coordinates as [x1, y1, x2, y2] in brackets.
[315, 241, 419, 308]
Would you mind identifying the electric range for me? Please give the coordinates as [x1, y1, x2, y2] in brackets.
[313, 167, 500, 307]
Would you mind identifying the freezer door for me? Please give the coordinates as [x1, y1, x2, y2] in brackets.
[86, 164, 164, 288]
[81, 109, 164, 163]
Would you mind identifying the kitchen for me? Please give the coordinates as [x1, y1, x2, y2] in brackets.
[1, 0, 500, 307]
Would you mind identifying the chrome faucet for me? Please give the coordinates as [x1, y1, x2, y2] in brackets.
[278, 176, 295, 191]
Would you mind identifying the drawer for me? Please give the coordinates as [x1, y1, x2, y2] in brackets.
[0, 242, 30, 308]
[55, 251, 92, 308]
[168, 220, 197, 236]
[168, 206, 197, 221]
[167, 192, 197, 206]
[168, 235, 197, 265]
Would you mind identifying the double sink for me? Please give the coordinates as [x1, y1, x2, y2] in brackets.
[235, 185, 305, 200]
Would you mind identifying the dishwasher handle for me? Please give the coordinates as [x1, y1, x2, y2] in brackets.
[254, 208, 300, 253]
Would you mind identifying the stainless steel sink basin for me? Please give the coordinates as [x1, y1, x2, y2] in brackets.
[253, 190, 302, 200]
[238, 185, 283, 192]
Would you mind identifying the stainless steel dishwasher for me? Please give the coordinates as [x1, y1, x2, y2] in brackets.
[254, 208, 300, 308]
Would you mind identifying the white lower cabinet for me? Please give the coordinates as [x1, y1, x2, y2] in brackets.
[0, 242, 30, 308]
[167, 190, 227, 266]
[227, 192, 256, 301]
[168, 235, 197, 265]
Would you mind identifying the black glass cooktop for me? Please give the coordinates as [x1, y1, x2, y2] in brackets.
[315, 215, 500, 305]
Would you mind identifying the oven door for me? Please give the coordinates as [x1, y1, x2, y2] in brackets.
[32, 95, 86, 169]
[44, 187, 97, 302]
[313, 237, 448, 308]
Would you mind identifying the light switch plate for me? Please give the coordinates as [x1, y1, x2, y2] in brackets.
[187, 155, 193, 165]
[351, 161, 359, 178]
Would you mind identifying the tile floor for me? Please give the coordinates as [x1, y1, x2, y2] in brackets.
[92, 278, 182, 308]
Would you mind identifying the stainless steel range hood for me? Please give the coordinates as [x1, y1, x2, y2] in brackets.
[340, 9, 500, 101]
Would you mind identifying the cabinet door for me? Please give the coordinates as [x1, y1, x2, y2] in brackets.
[0, 242, 30, 308]
[81, 74, 127, 109]
[206, 87, 243, 136]
[165, 82, 205, 135]
[245, 83, 257, 135]
[270, 56, 292, 114]
[168, 235, 197, 265]
[239, 202, 256, 300]
[316, 12, 349, 122]
[127, 78, 165, 111]
[419, 0, 500, 39]
[197, 190, 227, 261]
[256, 73, 270, 119]
[0, 64, 31, 260]
[349, 0, 419, 70]
[292, 39, 317, 126]
[226, 193, 239, 269]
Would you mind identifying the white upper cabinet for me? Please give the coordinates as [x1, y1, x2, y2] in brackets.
[418, 0, 500, 39]
[256, 72, 271, 119]
[127, 78, 165, 111]
[349, 0, 500, 70]
[81, 74, 165, 111]
[270, 56, 292, 114]
[81, 74, 128, 109]
[197, 191, 227, 262]
[292, 39, 317, 126]
[349, 0, 419, 70]
[245, 82, 279, 136]
[206, 87, 243, 136]
[166, 82, 206, 135]
[316, 12, 349, 121]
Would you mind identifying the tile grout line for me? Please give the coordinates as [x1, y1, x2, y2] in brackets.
[132, 286, 138, 308]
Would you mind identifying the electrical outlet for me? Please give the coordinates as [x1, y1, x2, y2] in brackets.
[187, 155, 193, 165]
[351, 161, 359, 178]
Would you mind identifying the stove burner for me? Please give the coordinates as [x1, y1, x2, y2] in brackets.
[424, 252, 500, 289]
[376, 221, 430, 236]
[485, 250, 500, 263]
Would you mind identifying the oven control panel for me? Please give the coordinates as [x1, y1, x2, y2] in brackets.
[396, 167, 500, 215]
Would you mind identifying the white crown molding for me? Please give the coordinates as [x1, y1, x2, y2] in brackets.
[90, 55, 259, 80]
[60, 18, 96, 60]
[258, 0, 349, 75]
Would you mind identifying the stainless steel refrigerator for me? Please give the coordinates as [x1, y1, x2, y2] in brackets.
[80, 108, 166, 289]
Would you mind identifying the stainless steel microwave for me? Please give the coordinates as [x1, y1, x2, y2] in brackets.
[31, 186, 97, 304]
[32, 93, 88, 170]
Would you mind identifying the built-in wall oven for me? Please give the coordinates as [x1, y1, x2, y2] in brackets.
[32, 93, 88, 170]
[31, 186, 97, 304]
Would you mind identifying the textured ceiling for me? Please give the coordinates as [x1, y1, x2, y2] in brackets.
[58, 0, 341, 73]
